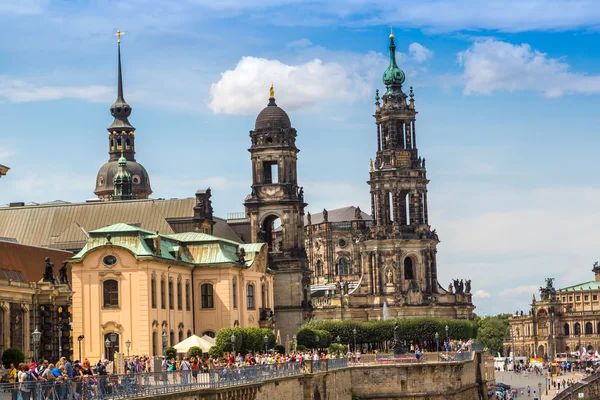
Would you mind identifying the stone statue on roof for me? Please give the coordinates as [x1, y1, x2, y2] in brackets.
[59, 261, 69, 285]
[322, 208, 328, 223]
[354, 207, 363, 220]
[43, 257, 54, 282]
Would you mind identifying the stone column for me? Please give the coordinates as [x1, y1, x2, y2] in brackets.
[417, 191, 425, 224]
[377, 124, 381, 152]
[423, 191, 429, 225]
[371, 192, 377, 226]
[411, 120, 417, 149]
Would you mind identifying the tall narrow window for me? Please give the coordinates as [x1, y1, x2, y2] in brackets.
[404, 257, 414, 280]
[178, 330, 183, 343]
[315, 260, 322, 277]
[151, 276, 156, 309]
[339, 257, 348, 275]
[201, 283, 214, 308]
[170, 331, 175, 346]
[247, 284, 255, 309]
[185, 282, 190, 311]
[232, 280, 237, 309]
[177, 281, 182, 310]
[161, 278, 166, 309]
[263, 161, 278, 184]
[168, 280, 174, 310]
[103, 280, 119, 308]
[261, 284, 266, 309]
[152, 331, 157, 356]
[388, 192, 393, 223]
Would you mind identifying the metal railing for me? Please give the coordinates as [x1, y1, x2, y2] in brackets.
[327, 358, 348, 370]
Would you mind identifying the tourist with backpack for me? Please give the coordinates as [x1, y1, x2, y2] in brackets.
[19, 364, 37, 400]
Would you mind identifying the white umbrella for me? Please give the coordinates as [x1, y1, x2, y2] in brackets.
[173, 334, 215, 353]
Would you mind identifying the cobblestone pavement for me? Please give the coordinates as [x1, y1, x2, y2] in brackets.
[495, 371, 586, 399]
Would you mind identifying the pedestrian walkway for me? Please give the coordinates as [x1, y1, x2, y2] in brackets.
[495, 371, 585, 399]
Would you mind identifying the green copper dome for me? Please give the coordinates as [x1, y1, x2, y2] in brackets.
[382, 34, 405, 87]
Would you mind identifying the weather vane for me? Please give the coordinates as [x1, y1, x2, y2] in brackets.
[115, 30, 125, 44]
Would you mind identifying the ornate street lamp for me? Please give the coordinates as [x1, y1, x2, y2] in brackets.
[336, 335, 341, 343]
[445, 325, 449, 344]
[77, 335, 84, 362]
[32, 329, 41, 363]
[353, 328, 357, 353]
[264, 335, 269, 354]
[315, 334, 320, 351]
[292, 334, 297, 353]
[57, 322, 64, 359]
[104, 337, 111, 359]
[162, 331, 168, 356]
[434, 332, 439, 361]
[231, 334, 236, 355]
[125, 339, 131, 356]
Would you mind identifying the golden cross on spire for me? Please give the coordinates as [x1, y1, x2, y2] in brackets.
[389, 25, 394, 39]
[115, 30, 125, 44]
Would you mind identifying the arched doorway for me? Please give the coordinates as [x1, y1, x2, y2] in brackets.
[104, 332, 120, 361]
[537, 345, 545, 358]
[404, 257, 414, 280]
[260, 215, 282, 253]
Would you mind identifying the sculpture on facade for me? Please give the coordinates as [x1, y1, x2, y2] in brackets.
[59, 261, 69, 285]
[43, 257, 54, 282]
[237, 248, 246, 265]
[354, 207, 362, 220]
[465, 279, 471, 294]
[448, 283, 453, 293]
[322, 208, 328, 223]
[386, 268, 394, 284]
[307, 212, 312, 225]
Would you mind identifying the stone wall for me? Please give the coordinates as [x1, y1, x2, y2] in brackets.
[553, 373, 600, 400]
[140, 353, 491, 400]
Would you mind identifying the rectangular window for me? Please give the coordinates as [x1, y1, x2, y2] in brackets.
[233, 282, 237, 309]
[247, 284, 255, 309]
[103, 280, 119, 308]
[185, 283, 191, 311]
[569, 296, 573, 301]
[594, 295, 598, 301]
[201, 284, 214, 308]
[151, 278, 157, 309]
[585, 295, 589, 301]
[263, 161, 278, 184]
[576, 296, 581, 301]
[152, 331, 157, 356]
[562, 297, 566, 302]
[161, 279, 166, 309]
[168, 281, 174, 310]
[177, 281, 182, 310]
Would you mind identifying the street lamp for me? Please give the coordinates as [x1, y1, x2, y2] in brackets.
[264, 335, 269, 354]
[434, 332, 439, 361]
[315, 334, 320, 351]
[162, 331, 168, 356]
[292, 335, 297, 353]
[538, 382, 542, 399]
[77, 335, 84, 362]
[104, 338, 111, 360]
[109, 332, 117, 359]
[445, 325, 449, 345]
[32, 329, 41, 363]
[353, 328, 357, 353]
[231, 334, 236, 355]
[336, 335, 341, 343]
[57, 322, 64, 359]
[125, 339, 131, 356]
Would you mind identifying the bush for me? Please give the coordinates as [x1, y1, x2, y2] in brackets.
[296, 345, 307, 351]
[215, 327, 276, 354]
[274, 345, 285, 354]
[164, 346, 177, 360]
[187, 346, 203, 359]
[208, 346, 223, 358]
[2, 348, 24, 368]
[297, 328, 331, 349]
[328, 343, 346, 356]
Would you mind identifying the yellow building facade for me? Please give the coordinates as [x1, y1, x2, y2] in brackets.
[70, 223, 274, 361]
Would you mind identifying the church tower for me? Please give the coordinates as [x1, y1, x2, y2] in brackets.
[94, 31, 152, 200]
[364, 30, 440, 297]
[111, 156, 135, 201]
[244, 86, 311, 342]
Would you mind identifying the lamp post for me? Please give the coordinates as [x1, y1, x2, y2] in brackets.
[315, 334, 320, 352]
[264, 335, 269, 355]
[105, 338, 111, 360]
[57, 322, 64, 359]
[435, 332, 439, 361]
[538, 382, 542, 399]
[445, 325, 449, 349]
[162, 331, 168, 356]
[125, 339, 131, 357]
[353, 328, 357, 353]
[511, 327, 516, 368]
[77, 335, 84, 362]
[231, 334, 236, 355]
[32, 329, 41, 363]
[292, 335, 297, 353]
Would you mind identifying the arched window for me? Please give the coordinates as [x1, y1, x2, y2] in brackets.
[247, 284, 255, 309]
[575, 322, 581, 336]
[170, 331, 175, 346]
[232, 280, 237, 309]
[315, 260, 322, 277]
[339, 257, 349, 275]
[152, 331, 157, 355]
[585, 322, 593, 335]
[202, 330, 215, 338]
[404, 257, 414, 280]
[168, 280, 174, 310]
[151, 276, 157, 309]
[160, 278, 166, 309]
[103, 280, 119, 308]
[177, 280, 182, 310]
[564, 323, 570, 336]
[178, 330, 183, 343]
[185, 282, 190, 311]
[201, 284, 214, 308]
[261, 283, 266, 309]
[187, 330, 192, 338]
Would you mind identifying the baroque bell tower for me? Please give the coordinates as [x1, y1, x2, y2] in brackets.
[363, 30, 440, 298]
[244, 86, 311, 341]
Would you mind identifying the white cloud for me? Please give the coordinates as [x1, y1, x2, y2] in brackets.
[472, 289, 491, 299]
[409, 43, 432, 63]
[458, 40, 600, 97]
[208, 56, 373, 115]
[499, 286, 539, 297]
[286, 38, 313, 49]
[0, 78, 113, 103]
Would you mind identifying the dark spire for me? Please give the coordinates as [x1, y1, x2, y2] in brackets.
[108, 30, 135, 133]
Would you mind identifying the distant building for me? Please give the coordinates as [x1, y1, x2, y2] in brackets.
[507, 266, 600, 359]
[70, 223, 274, 361]
[0, 240, 72, 361]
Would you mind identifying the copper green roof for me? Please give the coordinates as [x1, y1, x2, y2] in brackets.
[559, 281, 600, 291]
[90, 223, 156, 235]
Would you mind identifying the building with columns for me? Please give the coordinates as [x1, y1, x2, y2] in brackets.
[507, 266, 600, 359]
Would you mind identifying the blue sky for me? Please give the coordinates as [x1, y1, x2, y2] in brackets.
[1, 0, 600, 315]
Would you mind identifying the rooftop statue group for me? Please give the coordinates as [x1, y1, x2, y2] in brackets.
[43, 257, 70, 285]
[447, 279, 471, 295]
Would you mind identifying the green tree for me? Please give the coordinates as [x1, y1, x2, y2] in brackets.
[477, 316, 509, 356]
[187, 346, 203, 359]
[1, 348, 24, 368]
[208, 346, 223, 358]
[164, 346, 177, 360]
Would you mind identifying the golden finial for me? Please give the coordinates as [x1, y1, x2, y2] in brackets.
[115, 30, 125, 44]
[389, 25, 394, 39]
[269, 83, 275, 99]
